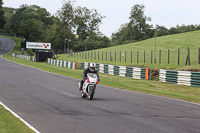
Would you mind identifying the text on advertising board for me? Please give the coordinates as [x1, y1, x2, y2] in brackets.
[26, 42, 51, 50]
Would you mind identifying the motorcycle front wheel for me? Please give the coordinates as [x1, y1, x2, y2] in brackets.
[88, 87, 95, 100]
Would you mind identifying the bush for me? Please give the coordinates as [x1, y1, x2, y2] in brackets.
[26, 49, 34, 56]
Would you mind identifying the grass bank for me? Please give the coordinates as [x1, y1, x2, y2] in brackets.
[57, 30, 200, 71]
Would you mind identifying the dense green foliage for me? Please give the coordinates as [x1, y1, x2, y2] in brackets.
[2, 0, 110, 51]
[2, 5, 52, 42]
[0, 0, 6, 29]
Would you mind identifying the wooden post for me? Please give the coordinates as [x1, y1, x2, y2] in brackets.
[102, 51, 103, 61]
[98, 51, 99, 60]
[110, 51, 112, 61]
[91, 51, 93, 59]
[125, 51, 126, 63]
[106, 52, 107, 61]
[144, 51, 145, 64]
[178, 49, 180, 65]
[185, 47, 190, 65]
[159, 50, 161, 64]
[199, 48, 200, 64]
[115, 51, 116, 62]
[168, 49, 170, 64]
[120, 51, 121, 62]
[137, 51, 139, 64]
[88, 51, 89, 59]
[131, 51, 132, 64]
[94, 51, 96, 60]
[151, 50, 153, 64]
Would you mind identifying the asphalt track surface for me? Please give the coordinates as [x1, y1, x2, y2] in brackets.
[0, 36, 200, 133]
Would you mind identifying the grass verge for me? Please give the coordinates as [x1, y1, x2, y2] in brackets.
[0, 104, 35, 133]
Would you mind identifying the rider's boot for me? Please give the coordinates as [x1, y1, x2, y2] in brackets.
[79, 84, 82, 91]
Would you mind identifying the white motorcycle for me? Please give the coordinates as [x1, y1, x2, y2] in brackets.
[79, 73, 99, 100]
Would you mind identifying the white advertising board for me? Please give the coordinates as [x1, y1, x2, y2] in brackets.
[26, 42, 51, 50]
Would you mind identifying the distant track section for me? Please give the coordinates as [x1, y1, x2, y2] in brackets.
[0, 36, 15, 55]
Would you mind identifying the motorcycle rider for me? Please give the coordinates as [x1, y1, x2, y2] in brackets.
[79, 63, 100, 91]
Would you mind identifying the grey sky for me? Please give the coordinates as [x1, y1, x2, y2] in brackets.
[3, 0, 200, 37]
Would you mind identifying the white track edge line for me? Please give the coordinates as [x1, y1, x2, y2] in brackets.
[1, 55, 200, 107]
[0, 101, 40, 133]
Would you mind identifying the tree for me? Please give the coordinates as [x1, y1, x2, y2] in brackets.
[9, 5, 52, 41]
[129, 4, 152, 40]
[75, 6, 104, 40]
[54, 0, 76, 51]
[1, 7, 15, 33]
[54, 0, 106, 51]
[111, 4, 153, 45]
[0, 0, 6, 29]
[156, 25, 169, 36]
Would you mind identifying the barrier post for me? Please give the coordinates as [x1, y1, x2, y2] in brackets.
[199, 48, 200, 64]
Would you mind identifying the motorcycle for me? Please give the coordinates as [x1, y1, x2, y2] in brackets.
[79, 73, 99, 100]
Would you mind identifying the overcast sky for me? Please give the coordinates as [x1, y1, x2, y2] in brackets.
[3, 0, 200, 37]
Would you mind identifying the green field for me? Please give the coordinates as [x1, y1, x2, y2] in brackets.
[57, 30, 200, 71]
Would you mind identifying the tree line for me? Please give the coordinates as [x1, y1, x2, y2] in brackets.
[112, 4, 200, 45]
[1, 0, 200, 52]
[0, 0, 110, 51]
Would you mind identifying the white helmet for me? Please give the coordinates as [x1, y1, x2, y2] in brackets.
[89, 63, 96, 71]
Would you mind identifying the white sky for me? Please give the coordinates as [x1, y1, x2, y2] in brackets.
[3, 0, 200, 37]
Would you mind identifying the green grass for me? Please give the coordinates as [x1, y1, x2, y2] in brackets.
[0, 104, 35, 133]
[57, 30, 200, 70]
[2, 35, 200, 104]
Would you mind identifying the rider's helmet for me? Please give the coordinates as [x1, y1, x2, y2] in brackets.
[89, 63, 96, 72]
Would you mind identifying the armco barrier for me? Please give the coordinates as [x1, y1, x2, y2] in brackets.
[47, 58, 151, 80]
[159, 69, 200, 87]
[191, 72, 200, 87]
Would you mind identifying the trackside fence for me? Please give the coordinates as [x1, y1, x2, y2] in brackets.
[47, 58, 151, 80]
[159, 69, 200, 87]
[12, 53, 36, 62]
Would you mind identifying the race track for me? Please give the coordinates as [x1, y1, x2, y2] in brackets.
[0, 36, 200, 133]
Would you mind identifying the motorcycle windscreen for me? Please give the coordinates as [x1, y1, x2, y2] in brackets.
[87, 73, 97, 78]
